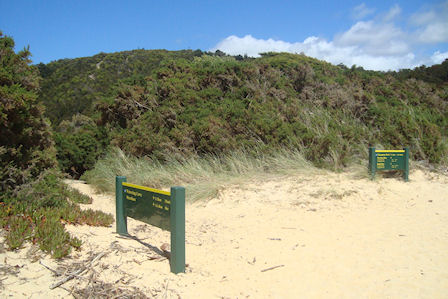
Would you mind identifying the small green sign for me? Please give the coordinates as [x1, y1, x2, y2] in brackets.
[115, 177, 185, 274]
[369, 147, 409, 181]
[123, 182, 171, 231]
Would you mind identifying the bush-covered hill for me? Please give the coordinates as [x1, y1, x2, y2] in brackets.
[96, 53, 447, 166]
[38, 50, 448, 174]
[393, 59, 448, 85]
[38, 49, 204, 124]
[1, 30, 447, 256]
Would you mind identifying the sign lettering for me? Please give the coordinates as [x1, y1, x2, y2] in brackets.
[368, 147, 409, 181]
[122, 182, 171, 231]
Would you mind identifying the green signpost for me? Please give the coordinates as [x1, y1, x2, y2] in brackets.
[368, 147, 409, 181]
[115, 176, 185, 274]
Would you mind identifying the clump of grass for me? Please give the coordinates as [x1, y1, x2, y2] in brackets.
[83, 146, 320, 201]
[4, 216, 33, 250]
[0, 170, 113, 258]
[35, 214, 78, 259]
[68, 188, 93, 204]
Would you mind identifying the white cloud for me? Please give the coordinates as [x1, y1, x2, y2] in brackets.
[431, 51, 448, 64]
[335, 21, 409, 56]
[353, 3, 375, 20]
[213, 35, 293, 57]
[211, 3, 448, 71]
[417, 23, 448, 43]
[411, 1, 448, 43]
[383, 4, 401, 22]
[410, 11, 436, 26]
[211, 34, 416, 71]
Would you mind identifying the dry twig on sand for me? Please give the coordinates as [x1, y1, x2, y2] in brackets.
[73, 279, 150, 299]
[39, 260, 61, 276]
[261, 264, 285, 272]
[50, 252, 108, 289]
[47, 239, 166, 297]
[0, 264, 21, 288]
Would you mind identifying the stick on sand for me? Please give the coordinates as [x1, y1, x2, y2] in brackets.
[50, 252, 108, 289]
[261, 264, 285, 272]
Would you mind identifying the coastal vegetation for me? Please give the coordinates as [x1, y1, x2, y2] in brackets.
[0, 32, 113, 258]
[1, 30, 447, 256]
[40, 50, 447, 174]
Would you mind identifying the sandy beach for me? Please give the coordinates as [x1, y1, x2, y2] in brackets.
[1, 168, 447, 298]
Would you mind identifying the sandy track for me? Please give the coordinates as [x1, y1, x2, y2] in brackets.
[1, 169, 448, 298]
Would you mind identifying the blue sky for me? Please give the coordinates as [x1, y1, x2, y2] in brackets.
[1, 0, 447, 70]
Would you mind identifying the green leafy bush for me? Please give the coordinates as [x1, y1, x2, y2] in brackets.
[38, 49, 205, 124]
[0, 31, 56, 191]
[54, 114, 110, 177]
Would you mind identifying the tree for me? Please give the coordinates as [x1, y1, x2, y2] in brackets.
[0, 31, 56, 192]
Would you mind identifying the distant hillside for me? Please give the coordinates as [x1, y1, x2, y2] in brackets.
[393, 59, 448, 85]
[37, 50, 448, 175]
[38, 49, 448, 126]
[37, 49, 204, 124]
[96, 53, 448, 164]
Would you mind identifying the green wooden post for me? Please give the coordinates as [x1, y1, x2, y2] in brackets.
[403, 147, 409, 182]
[116, 176, 128, 235]
[369, 147, 376, 180]
[170, 186, 185, 274]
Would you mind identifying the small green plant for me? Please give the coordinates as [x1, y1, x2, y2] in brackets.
[5, 216, 33, 250]
[75, 208, 114, 226]
[67, 187, 93, 204]
[35, 215, 73, 259]
[0, 170, 113, 258]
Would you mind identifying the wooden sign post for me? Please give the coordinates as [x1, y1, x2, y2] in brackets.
[115, 176, 185, 274]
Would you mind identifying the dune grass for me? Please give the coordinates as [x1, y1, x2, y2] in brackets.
[82, 144, 444, 202]
[82, 147, 321, 201]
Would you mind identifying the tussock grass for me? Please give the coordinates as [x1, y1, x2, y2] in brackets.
[83, 147, 320, 201]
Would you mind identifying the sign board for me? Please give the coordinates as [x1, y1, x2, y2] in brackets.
[369, 147, 409, 181]
[123, 182, 171, 231]
[375, 150, 406, 171]
[115, 177, 185, 274]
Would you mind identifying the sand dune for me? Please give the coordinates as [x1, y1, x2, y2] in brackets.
[1, 168, 448, 298]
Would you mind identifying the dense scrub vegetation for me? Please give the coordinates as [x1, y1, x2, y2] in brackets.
[92, 53, 447, 168]
[37, 49, 448, 175]
[1, 29, 447, 257]
[393, 59, 448, 85]
[54, 114, 110, 176]
[0, 32, 113, 258]
[37, 49, 204, 124]
[0, 32, 56, 191]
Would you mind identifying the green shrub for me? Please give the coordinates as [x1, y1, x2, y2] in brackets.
[0, 32, 113, 259]
[5, 216, 33, 250]
[0, 170, 113, 258]
[54, 114, 110, 177]
[0, 31, 57, 192]
[35, 214, 75, 259]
